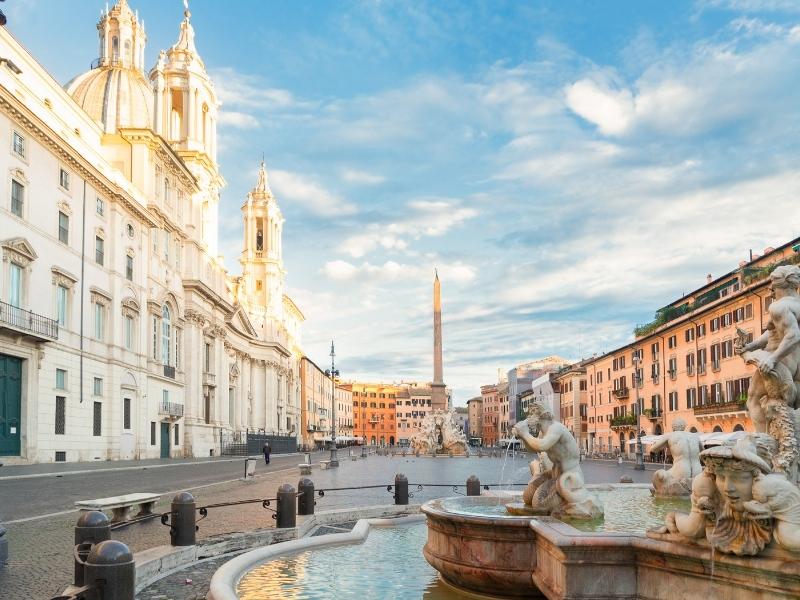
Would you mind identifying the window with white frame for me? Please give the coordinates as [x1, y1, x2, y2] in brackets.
[93, 377, 103, 396]
[95, 235, 104, 266]
[59, 168, 70, 190]
[12, 131, 25, 159]
[56, 284, 68, 326]
[161, 305, 171, 365]
[96, 197, 105, 216]
[93, 300, 105, 340]
[123, 314, 135, 350]
[11, 179, 23, 217]
[125, 254, 134, 281]
[55, 368, 67, 390]
[58, 211, 69, 244]
[9, 262, 22, 307]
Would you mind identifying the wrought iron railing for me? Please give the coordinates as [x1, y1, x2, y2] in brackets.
[0, 300, 58, 340]
[693, 400, 746, 416]
[159, 401, 184, 417]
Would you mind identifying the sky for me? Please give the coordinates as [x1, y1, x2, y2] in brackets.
[8, 0, 800, 405]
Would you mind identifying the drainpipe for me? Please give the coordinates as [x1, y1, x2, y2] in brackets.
[79, 179, 86, 403]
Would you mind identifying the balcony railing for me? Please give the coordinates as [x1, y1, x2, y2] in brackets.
[0, 300, 58, 341]
[642, 408, 663, 421]
[203, 372, 216, 387]
[610, 415, 637, 428]
[613, 387, 630, 400]
[159, 401, 184, 418]
[693, 400, 747, 417]
[163, 364, 176, 379]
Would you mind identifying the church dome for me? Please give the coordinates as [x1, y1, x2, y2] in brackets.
[66, 66, 153, 133]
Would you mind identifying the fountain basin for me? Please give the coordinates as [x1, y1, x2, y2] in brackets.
[422, 490, 800, 600]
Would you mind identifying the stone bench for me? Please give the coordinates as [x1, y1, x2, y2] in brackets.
[319, 460, 331, 470]
[75, 492, 160, 523]
[298, 463, 312, 475]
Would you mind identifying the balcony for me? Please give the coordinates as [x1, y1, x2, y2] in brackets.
[642, 408, 664, 422]
[159, 401, 184, 419]
[613, 387, 630, 400]
[0, 300, 58, 341]
[203, 372, 216, 387]
[610, 415, 637, 429]
[693, 400, 747, 420]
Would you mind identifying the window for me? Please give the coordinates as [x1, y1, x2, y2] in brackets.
[711, 382, 723, 404]
[668, 357, 677, 379]
[667, 335, 677, 349]
[710, 317, 720, 332]
[711, 343, 721, 369]
[721, 312, 732, 328]
[93, 302, 104, 340]
[174, 423, 179, 446]
[686, 387, 697, 409]
[127, 223, 135, 238]
[59, 168, 70, 190]
[11, 179, 23, 217]
[668, 391, 679, 411]
[124, 315, 134, 350]
[150, 421, 156, 445]
[12, 131, 25, 158]
[93, 377, 103, 396]
[93, 402, 102, 436]
[697, 348, 707, 374]
[58, 211, 69, 244]
[96, 197, 105, 216]
[126, 255, 133, 281]
[696, 323, 706, 338]
[204, 342, 211, 372]
[56, 284, 68, 326]
[55, 396, 66, 435]
[175, 328, 181, 369]
[95, 236, 104, 266]
[163, 230, 170, 261]
[9, 262, 22, 307]
[721, 339, 734, 359]
[685, 327, 695, 343]
[123, 397, 131, 430]
[55, 368, 67, 390]
[161, 306, 171, 365]
[686, 353, 695, 376]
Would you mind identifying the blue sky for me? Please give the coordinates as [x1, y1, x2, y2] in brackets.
[10, 1, 800, 404]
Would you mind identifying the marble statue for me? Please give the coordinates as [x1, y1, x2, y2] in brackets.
[509, 400, 603, 519]
[649, 418, 703, 496]
[735, 265, 800, 481]
[649, 433, 800, 555]
[410, 409, 468, 456]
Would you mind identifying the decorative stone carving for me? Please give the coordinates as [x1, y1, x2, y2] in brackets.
[184, 308, 207, 327]
[2, 237, 37, 267]
[734, 265, 800, 481]
[649, 418, 703, 496]
[51, 266, 78, 288]
[509, 400, 603, 519]
[649, 433, 800, 555]
[410, 409, 467, 456]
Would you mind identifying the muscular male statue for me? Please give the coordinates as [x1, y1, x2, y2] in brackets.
[649, 418, 703, 496]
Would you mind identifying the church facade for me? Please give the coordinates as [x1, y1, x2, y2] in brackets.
[0, 0, 303, 464]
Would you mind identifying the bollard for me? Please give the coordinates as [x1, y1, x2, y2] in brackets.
[83, 540, 135, 600]
[170, 492, 196, 546]
[361, 445, 367, 459]
[74, 511, 110, 586]
[297, 478, 315, 516]
[276, 483, 297, 528]
[394, 473, 409, 505]
[466, 475, 481, 496]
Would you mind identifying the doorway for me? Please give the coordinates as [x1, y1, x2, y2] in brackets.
[160, 422, 170, 458]
[0, 354, 22, 456]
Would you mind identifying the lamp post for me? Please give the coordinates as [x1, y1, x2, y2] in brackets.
[633, 353, 645, 471]
[325, 341, 339, 468]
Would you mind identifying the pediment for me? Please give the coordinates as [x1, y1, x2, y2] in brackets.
[227, 304, 258, 339]
[2, 237, 37, 262]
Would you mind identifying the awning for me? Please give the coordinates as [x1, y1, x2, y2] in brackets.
[626, 435, 661, 446]
[698, 431, 747, 446]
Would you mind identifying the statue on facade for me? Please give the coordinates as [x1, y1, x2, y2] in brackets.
[648, 433, 800, 555]
[649, 418, 703, 496]
[508, 400, 603, 519]
[410, 409, 468, 456]
[735, 264, 800, 481]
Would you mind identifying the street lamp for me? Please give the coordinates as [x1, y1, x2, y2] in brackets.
[324, 340, 340, 468]
[633, 353, 645, 471]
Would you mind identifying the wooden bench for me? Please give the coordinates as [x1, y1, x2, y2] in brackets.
[75, 493, 160, 523]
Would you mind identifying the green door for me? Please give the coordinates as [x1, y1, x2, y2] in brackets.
[0, 355, 22, 456]
[160, 422, 170, 458]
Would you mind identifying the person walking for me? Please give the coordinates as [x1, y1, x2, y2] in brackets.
[263, 442, 271, 465]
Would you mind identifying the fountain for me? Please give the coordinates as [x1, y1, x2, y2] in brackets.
[409, 409, 468, 457]
[649, 417, 703, 497]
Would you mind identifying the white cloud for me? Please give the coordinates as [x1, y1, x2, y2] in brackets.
[322, 259, 476, 283]
[210, 67, 301, 110]
[565, 79, 634, 136]
[218, 110, 260, 129]
[341, 168, 386, 185]
[339, 198, 478, 258]
[270, 169, 358, 216]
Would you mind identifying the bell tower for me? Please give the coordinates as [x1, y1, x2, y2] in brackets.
[97, 0, 146, 71]
[239, 162, 285, 323]
[150, 0, 223, 255]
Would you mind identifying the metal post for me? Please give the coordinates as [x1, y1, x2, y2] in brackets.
[276, 483, 297, 528]
[83, 540, 135, 600]
[297, 478, 315, 516]
[394, 473, 409, 505]
[327, 341, 339, 468]
[361, 444, 367, 459]
[633, 354, 645, 471]
[170, 492, 196, 546]
[74, 511, 110, 586]
[466, 475, 481, 496]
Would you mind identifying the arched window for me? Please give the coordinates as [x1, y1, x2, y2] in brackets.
[713, 425, 723, 433]
[112, 36, 119, 61]
[733, 423, 745, 432]
[161, 305, 171, 365]
[690, 427, 698, 433]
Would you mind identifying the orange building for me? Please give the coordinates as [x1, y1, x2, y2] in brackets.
[555, 365, 588, 452]
[585, 239, 800, 455]
[342, 382, 399, 446]
[481, 384, 500, 446]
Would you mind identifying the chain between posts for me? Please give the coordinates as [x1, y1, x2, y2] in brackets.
[311, 482, 527, 498]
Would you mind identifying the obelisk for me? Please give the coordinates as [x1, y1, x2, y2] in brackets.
[431, 269, 448, 411]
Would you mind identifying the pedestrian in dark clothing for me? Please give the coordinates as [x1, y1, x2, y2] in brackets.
[263, 442, 271, 465]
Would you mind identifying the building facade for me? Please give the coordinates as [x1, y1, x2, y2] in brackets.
[507, 355, 570, 423]
[345, 382, 398, 446]
[480, 384, 499, 446]
[555, 365, 588, 452]
[525, 373, 560, 422]
[466, 396, 482, 440]
[0, 2, 304, 463]
[299, 358, 333, 450]
[584, 240, 800, 454]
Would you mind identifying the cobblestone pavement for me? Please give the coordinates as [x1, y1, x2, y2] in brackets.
[0, 453, 656, 600]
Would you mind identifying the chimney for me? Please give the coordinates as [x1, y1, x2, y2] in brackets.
[706, 274, 713, 284]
